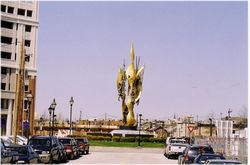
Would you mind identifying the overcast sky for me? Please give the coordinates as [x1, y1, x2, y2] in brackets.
[36, 1, 247, 121]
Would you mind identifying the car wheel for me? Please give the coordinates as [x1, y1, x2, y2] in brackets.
[70, 154, 74, 160]
[86, 150, 89, 154]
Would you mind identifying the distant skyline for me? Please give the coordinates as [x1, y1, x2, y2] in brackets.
[37, 1, 247, 121]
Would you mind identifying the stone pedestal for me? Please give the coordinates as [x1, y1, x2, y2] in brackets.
[119, 125, 137, 130]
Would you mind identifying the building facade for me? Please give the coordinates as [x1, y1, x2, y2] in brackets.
[1, 1, 39, 136]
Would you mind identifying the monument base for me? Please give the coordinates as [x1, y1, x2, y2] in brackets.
[119, 125, 137, 130]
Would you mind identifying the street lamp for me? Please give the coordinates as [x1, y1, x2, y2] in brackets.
[25, 91, 33, 138]
[39, 117, 45, 136]
[69, 97, 74, 135]
[48, 99, 56, 136]
[138, 114, 142, 147]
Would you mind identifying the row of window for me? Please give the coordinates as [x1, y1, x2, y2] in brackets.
[1, 51, 31, 62]
[1, 36, 31, 47]
[1, 98, 30, 109]
[1, 5, 32, 17]
[1, 20, 32, 32]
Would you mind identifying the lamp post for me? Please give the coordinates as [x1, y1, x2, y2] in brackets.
[48, 99, 56, 136]
[209, 118, 212, 137]
[39, 117, 45, 136]
[69, 97, 74, 135]
[138, 114, 142, 147]
[26, 91, 33, 139]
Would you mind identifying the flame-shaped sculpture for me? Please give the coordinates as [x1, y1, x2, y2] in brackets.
[117, 44, 144, 126]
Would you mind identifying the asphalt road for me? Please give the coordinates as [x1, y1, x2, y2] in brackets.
[66, 146, 178, 164]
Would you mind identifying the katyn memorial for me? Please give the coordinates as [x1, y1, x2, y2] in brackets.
[116, 44, 145, 128]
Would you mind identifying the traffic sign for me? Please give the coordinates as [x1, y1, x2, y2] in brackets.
[187, 125, 195, 133]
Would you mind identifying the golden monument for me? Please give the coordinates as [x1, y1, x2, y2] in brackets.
[116, 44, 145, 126]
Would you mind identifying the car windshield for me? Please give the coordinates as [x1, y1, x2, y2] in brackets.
[29, 138, 51, 146]
[59, 139, 71, 145]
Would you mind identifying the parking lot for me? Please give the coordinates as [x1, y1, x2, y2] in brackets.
[66, 146, 177, 164]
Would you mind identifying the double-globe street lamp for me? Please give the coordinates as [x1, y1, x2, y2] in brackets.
[25, 91, 33, 138]
[69, 97, 74, 135]
[48, 99, 56, 136]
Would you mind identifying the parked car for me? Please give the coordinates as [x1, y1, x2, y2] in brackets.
[178, 146, 188, 164]
[58, 137, 79, 159]
[28, 136, 61, 163]
[205, 159, 241, 164]
[1, 140, 12, 164]
[193, 153, 225, 164]
[1, 136, 14, 146]
[164, 139, 189, 158]
[74, 137, 90, 155]
[0, 139, 19, 164]
[59, 142, 68, 162]
[9, 135, 28, 145]
[5, 144, 39, 164]
[181, 144, 214, 164]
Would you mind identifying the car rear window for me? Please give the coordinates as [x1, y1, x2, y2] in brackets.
[188, 146, 214, 156]
[59, 139, 71, 145]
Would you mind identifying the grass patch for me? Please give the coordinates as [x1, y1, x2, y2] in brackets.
[90, 141, 164, 148]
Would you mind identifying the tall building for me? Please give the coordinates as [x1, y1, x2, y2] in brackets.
[1, 1, 39, 136]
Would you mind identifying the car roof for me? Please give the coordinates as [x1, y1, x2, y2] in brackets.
[206, 159, 241, 163]
[190, 144, 211, 148]
[58, 137, 73, 139]
[30, 136, 52, 139]
[199, 153, 222, 156]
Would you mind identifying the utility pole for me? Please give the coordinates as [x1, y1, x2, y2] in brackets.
[79, 110, 82, 121]
[13, 41, 25, 144]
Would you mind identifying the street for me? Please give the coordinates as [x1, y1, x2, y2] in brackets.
[66, 146, 177, 164]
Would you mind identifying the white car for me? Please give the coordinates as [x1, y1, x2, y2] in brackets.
[164, 139, 189, 158]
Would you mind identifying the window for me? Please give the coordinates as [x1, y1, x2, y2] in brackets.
[1, 52, 12, 59]
[1, 83, 6, 90]
[24, 40, 31, 47]
[24, 100, 28, 109]
[24, 85, 29, 92]
[25, 25, 31, 32]
[1, 67, 7, 75]
[7, 6, 14, 14]
[27, 10, 32, 17]
[16, 23, 18, 30]
[1, 5, 6, 12]
[1, 36, 12, 44]
[25, 55, 30, 62]
[1, 20, 13, 29]
[17, 8, 25, 16]
[1, 99, 9, 109]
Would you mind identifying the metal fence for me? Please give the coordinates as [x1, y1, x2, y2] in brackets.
[195, 137, 248, 164]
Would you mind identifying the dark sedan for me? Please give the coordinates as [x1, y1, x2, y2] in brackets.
[181, 144, 214, 164]
[6, 145, 39, 164]
[193, 153, 225, 164]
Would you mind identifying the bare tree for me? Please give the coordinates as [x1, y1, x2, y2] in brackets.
[238, 105, 248, 118]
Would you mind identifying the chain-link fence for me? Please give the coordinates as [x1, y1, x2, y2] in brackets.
[195, 137, 247, 164]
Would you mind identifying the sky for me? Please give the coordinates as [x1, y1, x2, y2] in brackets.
[36, 1, 248, 121]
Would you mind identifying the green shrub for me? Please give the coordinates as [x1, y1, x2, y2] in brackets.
[112, 136, 121, 142]
[120, 137, 136, 142]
